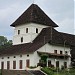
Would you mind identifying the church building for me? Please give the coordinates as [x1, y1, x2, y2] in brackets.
[0, 4, 75, 70]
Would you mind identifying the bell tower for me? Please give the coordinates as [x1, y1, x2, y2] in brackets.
[10, 4, 58, 45]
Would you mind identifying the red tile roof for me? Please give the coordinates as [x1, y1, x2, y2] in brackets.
[10, 4, 58, 27]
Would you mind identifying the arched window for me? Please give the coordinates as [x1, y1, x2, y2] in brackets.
[36, 28, 38, 33]
[54, 50, 57, 54]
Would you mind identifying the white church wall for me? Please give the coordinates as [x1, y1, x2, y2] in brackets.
[0, 53, 37, 70]
[0, 43, 71, 70]
[13, 23, 49, 45]
[33, 51, 40, 66]
[38, 43, 70, 55]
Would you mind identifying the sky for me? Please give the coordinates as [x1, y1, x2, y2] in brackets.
[0, 0, 74, 40]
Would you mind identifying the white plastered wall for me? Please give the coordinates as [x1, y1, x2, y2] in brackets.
[13, 23, 49, 45]
[0, 53, 38, 70]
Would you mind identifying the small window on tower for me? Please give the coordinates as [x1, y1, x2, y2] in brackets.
[21, 37, 23, 43]
[36, 28, 38, 33]
[54, 50, 57, 54]
[26, 28, 28, 33]
[60, 51, 63, 54]
[18, 30, 20, 35]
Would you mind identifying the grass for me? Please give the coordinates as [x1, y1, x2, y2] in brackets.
[41, 67, 75, 75]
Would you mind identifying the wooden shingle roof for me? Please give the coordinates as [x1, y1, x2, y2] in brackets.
[10, 4, 58, 27]
[0, 27, 75, 56]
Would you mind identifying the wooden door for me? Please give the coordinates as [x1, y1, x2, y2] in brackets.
[7, 61, 10, 69]
[64, 62, 67, 68]
[26, 59, 30, 67]
[19, 60, 22, 69]
[56, 61, 59, 68]
[48, 60, 51, 67]
[13, 61, 16, 69]
[1, 62, 4, 69]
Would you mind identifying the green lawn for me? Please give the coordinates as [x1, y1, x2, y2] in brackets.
[41, 67, 75, 75]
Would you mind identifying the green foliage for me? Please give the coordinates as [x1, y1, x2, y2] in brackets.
[41, 54, 48, 62]
[41, 67, 75, 75]
[39, 54, 48, 67]
[29, 66, 37, 69]
[0, 36, 12, 49]
[0, 36, 7, 46]
[41, 67, 54, 75]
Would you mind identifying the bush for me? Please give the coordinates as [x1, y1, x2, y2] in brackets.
[41, 67, 54, 75]
[41, 67, 75, 75]
[29, 66, 37, 69]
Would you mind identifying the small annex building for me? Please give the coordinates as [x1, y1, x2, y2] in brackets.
[0, 4, 75, 70]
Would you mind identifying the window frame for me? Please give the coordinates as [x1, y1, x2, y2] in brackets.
[21, 37, 23, 43]
[36, 28, 38, 33]
[18, 30, 20, 35]
[13, 61, 16, 69]
[54, 50, 57, 54]
[26, 28, 28, 33]
[19, 60, 22, 69]
[60, 51, 63, 54]
[7, 61, 10, 69]
[1, 62, 4, 69]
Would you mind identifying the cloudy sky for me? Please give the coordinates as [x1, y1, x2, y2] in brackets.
[0, 0, 74, 40]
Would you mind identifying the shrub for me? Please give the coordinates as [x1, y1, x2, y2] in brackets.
[41, 67, 54, 75]
[29, 66, 37, 69]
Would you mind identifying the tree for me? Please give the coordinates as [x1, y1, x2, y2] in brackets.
[0, 36, 12, 49]
[0, 36, 8, 46]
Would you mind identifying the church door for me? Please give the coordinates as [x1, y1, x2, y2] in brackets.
[26, 59, 30, 67]
[13, 61, 16, 69]
[64, 62, 67, 68]
[1, 62, 4, 69]
[56, 61, 59, 68]
[48, 60, 51, 67]
[7, 61, 10, 69]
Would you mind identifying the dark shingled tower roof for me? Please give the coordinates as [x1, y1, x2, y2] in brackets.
[10, 4, 58, 27]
